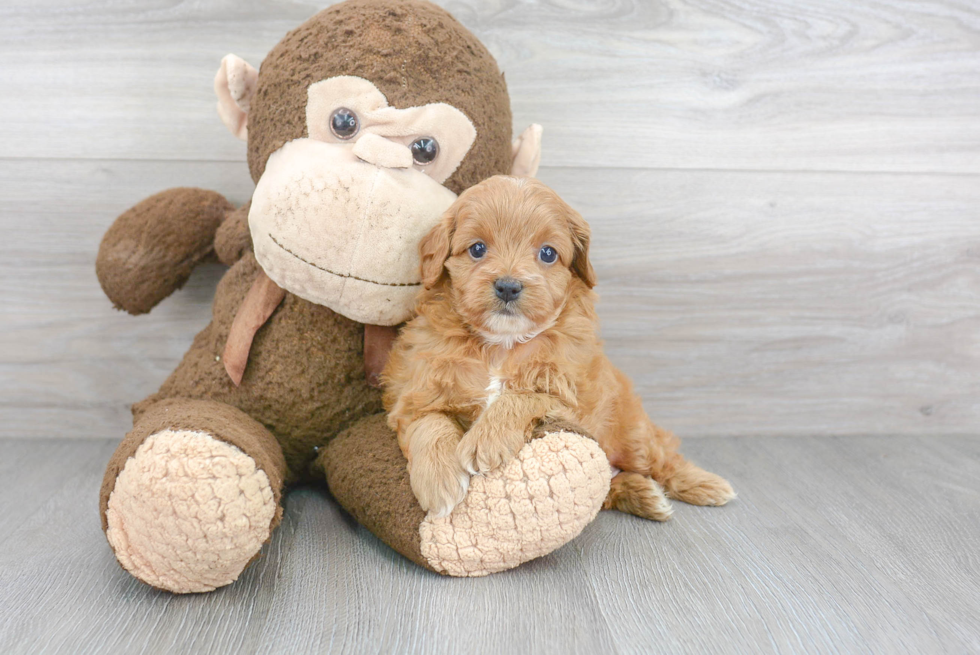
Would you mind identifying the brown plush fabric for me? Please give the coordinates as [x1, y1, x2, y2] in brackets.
[215, 200, 252, 266]
[100, 397, 288, 534]
[319, 413, 434, 572]
[133, 253, 383, 483]
[319, 415, 604, 578]
[247, 0, 513, 194]
[97, 0, 559, 585]
[96, 188, 233, 315]
[534, 416, 596, 442]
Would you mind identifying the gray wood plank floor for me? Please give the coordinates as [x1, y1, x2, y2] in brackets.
[1, 436, 977, 655]
[4, 159, 979, 440]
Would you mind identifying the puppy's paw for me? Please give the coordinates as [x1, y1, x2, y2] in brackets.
[409, 453, 470, 518]
[603, 472, 674, 522]
[665, 464, 736, 507]
[457, 423, 527, 475]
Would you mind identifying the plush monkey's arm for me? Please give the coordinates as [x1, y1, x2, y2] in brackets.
[96, 188, 236, 315]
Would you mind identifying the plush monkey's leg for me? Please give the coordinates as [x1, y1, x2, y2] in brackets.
[319, 414, 611, 577]
[100, 398, 287, 594]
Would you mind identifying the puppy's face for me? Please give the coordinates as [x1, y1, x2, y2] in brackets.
[419, 176, 596, 343]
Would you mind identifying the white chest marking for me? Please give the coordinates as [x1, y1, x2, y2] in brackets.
[485, 371, 504, 408]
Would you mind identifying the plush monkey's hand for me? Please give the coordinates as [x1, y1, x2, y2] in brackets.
[96, 188, 235, 315]
[214, 201, 252, 266]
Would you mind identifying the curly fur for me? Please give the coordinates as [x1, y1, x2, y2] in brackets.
[384, 175, 735, 518]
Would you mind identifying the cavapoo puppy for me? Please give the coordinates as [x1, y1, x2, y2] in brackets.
[383, 175, 735, 518]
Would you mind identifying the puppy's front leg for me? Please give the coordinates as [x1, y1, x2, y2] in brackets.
[405, 413, 469, 517]
[457, 393, 563, 474]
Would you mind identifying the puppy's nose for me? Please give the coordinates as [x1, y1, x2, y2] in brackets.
[494, 277, 523, 302]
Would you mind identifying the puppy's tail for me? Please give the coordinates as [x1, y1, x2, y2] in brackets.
[660, 459, 736, 507]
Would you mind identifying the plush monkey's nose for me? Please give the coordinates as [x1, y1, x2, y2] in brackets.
[494, 277, 523, 302]
[351, 132, 413, 169]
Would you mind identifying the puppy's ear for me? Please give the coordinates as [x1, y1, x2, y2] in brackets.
[565, 205, 597, 288]
[419, 207, 456, 289]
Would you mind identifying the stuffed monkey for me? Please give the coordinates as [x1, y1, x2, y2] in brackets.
[96, 0, 611, 593]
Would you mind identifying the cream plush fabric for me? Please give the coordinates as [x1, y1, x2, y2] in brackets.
[419, 431, 612, 576]
[249, 138, 459, 325]
[306, 76, 477, 184]
[105, 430, 277, 594]
[214, 54, 258, 141]
[511, 124, 543, 177]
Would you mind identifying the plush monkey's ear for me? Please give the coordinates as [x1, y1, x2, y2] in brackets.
[511, 124, 543, 177]
[215, 54, 258, 141]
[565, 205, 597, 288]
[419, 208, 456, 290]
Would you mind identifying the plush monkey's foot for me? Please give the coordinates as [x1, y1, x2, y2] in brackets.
[102, 399, 286, 594]
[105, 429, 277, 593]
[420, 429, 611, 576]
[323, 415, 611, 578]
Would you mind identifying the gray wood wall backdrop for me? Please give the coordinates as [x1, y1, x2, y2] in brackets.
[1, 0, 979, 441]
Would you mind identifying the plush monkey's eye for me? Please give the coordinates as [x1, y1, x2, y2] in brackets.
[411, 137, 439, 165]
[539, 245, 558, 264]
[468, 242, 487, 259]
[329, 107, 359, 139]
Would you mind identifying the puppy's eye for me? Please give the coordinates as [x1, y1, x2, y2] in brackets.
[539, 245, 558, 264]
[468, 242, 487, 259]
[329, 107, 359, 139]
[411, 137, 439, 165]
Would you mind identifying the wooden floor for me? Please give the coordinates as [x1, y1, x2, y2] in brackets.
[1, 435, 978, 655]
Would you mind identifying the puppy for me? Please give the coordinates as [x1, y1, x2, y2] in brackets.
[383, 175, 735, 519]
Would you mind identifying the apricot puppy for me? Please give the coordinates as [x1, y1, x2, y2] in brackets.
[383, 175, 735, 518]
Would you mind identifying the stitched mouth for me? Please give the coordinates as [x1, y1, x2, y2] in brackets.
[268, 234, 421, 288]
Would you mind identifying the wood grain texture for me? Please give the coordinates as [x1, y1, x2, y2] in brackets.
[2, 158, 978, 439]
[543, 166, 980, 437]
[1, 436, 977, 654]
[0, 0, 978, 172]
[1, 0, 978, 439]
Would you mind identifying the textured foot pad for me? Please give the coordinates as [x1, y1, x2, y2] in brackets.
[105, 430, 276, 593]
[419, 431, 611, 576]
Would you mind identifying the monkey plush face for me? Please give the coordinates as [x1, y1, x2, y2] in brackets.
[248, 75, 477, 325]
[212, 0, 543, 326]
